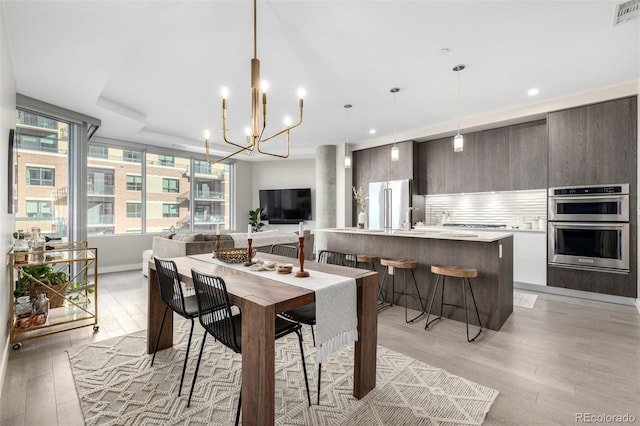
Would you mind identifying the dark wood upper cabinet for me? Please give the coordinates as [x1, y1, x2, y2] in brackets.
[445, 133, 475, 194]
[548, 96, 636, 187]
[368, 145, 389, 183]
[548, 106, 588, 187]
[419, 138, 447, 194]
[475, 127, 509, 192]
[508, 120, 548, 190]
[585, 97, 637, 186]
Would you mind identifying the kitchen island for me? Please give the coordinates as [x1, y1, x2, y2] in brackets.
[318, 228, 513, 330]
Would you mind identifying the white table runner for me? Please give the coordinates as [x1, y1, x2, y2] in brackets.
[188, 253, 357, 363]
[227, 231, 299, 249]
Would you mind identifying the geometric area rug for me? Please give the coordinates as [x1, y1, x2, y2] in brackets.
[68, 323, 498, 425]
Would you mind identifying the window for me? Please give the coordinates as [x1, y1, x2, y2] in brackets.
[126, 175, 142, 191]
[87, 169, 115, 195]
[126, 202, 142, 218]
[123, 150, 142, 163]
[15, 109, 70, 239]
[88, 199, 114, 226]
[158, 155, 174, 166]
[16, 134, 58, 152]
[162, 178, 179, 193]
[88, 145, 109, 159]
[26, 200, 53, 219]
[16, 111, 57, 129]
[26, 166, 55, 186]
[88, 146, 143, 234]
[193, 160, 211, 175]
[162, 203, 179, 218]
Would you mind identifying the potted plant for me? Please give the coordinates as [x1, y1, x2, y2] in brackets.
[249, 208, 265, 233]
[16, 264, 68, 308]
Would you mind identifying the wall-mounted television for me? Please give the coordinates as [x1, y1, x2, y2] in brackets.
[259, 188, 312, 224]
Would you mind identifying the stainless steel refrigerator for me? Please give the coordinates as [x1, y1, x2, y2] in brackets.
[368, 179, 412, 230]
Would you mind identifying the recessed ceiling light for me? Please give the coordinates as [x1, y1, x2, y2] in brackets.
[439, 48, 450, 54]
[527, 88, 540, 96]
[369, 129, 376, 135]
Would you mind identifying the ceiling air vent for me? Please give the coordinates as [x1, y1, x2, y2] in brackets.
[613, 0, 640, 25]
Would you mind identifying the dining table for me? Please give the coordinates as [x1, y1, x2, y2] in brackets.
[147, 252, 379, 426]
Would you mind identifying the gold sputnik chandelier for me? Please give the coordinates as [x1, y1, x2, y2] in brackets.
[205, 0, 305, 163]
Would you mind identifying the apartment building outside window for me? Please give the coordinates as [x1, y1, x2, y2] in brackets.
[126, 175, 142, 191]
[26, 166, 55, 186]
[14, 109, 70, 239]
[26, 200, 54, 220]
[15, 107, 233, 239]
[162, 178, 179, 193]
[126, 202, 142, 218]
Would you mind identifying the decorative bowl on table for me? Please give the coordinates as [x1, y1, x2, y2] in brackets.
[276, 263, 293, 274]
[214, 248, 256, 264]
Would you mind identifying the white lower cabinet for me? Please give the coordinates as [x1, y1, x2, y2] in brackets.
[513, 231, 547, 285]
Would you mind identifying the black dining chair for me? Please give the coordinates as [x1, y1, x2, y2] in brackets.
[151, 257, 200, 397]
[279, 249, 358, 405]
[270, 243, 299, 258]
[188, 268, 311, 425]
[317, 250, 358, 268]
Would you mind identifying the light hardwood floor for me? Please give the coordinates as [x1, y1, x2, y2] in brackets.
[1, 270, 639, 425]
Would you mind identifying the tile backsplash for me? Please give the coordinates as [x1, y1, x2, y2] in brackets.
[423, 189, 547, 226]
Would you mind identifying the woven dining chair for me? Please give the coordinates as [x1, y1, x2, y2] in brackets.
[270, 243, 299, 258]
[279, 249, 358, 405]
[151, 257, 200, 397]
[188, 268, 311, 425]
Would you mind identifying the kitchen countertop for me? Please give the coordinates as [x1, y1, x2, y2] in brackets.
[317, 227, 512, 243]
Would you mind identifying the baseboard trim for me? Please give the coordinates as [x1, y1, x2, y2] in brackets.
[99, 263, 142, 274]
[515, 281, 637, 306]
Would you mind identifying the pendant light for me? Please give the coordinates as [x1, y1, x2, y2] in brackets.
[390, 87, 400, 161]
[453, 65, 465, 152]
[344, 104, 352, 169]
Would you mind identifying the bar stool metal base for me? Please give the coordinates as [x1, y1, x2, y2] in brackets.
[379, 262, 426, 323]
[425, 273, 482, 342]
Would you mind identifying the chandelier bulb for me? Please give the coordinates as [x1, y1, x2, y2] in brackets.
[261, 80, 269, 93]
[221, 87, 229, 99]
[297, 88, 306, 99]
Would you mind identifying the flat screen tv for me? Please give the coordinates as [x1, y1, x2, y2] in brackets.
[259, 188, 312, 224]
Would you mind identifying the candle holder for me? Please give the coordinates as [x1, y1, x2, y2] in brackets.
[244, 238, 255, 266]
[295, 236, 309, 277]
[215, 234, 221, 252]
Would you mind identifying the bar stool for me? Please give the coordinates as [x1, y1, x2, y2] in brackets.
[379, 258, 426, 323]
[356, 255, 378, 272]
[425, 265, 482, 342]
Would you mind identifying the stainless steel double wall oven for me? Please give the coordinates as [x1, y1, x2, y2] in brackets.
[548, 183, 630, 273]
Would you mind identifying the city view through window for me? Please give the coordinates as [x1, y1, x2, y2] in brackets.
[14, 110, 231, 238]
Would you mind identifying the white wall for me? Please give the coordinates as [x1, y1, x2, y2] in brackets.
[87, 234, 154, 272]
[0, 0, 17, 397]
[250, 159, 316, 231]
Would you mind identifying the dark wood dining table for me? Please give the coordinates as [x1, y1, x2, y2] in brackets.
[147, 253, 379, 426]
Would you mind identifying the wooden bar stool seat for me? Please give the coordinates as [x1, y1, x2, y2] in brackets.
[379, 258, 425, 323]
[356, 255, 379, 271]
[425, 264, 482, 342]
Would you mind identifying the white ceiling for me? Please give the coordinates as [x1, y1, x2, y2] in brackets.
[3, 0, 639, 160]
